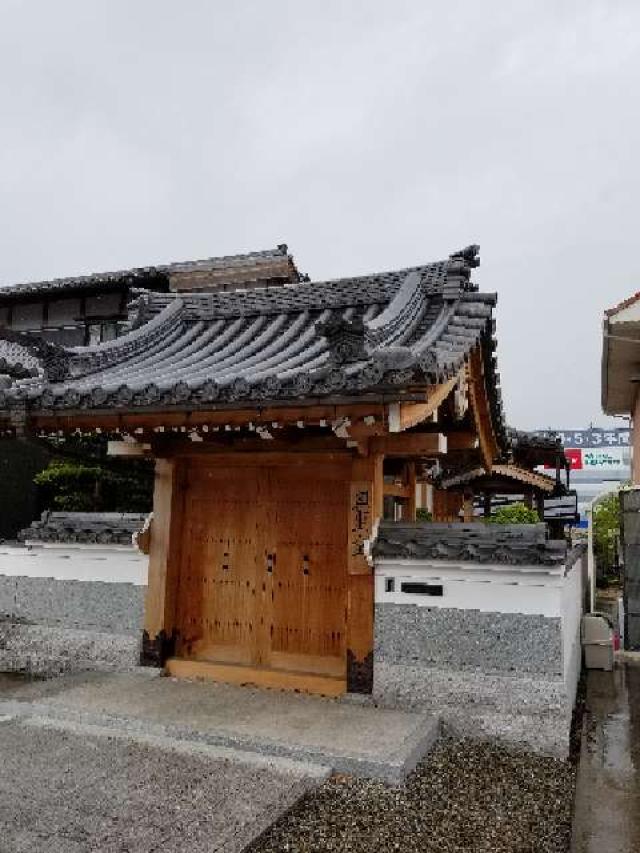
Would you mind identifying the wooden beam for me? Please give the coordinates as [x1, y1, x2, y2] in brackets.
[32, 401, 388, 434]
[445, 431, 478, 451]
[466, 346, 499, 470]
[388, 378, 458, 432]
[370, 432, 447, 457]
[146, 430, 449, 460]
[164, 659, 345, 697]
[107, 440, 151, 457]
[383, 482, 413, 498]
[151, 433, 353, 458]
[159, 450, 353, 469]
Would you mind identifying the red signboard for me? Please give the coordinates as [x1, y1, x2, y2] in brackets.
[563, 449, 583, 470]
[544, 448, 583, 470]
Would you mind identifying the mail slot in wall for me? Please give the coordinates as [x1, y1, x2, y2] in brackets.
[400, 582, 443, 596]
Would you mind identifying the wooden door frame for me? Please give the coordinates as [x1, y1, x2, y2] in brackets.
[141, 449, 383, 695]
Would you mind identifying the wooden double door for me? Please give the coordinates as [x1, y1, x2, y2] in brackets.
[175, 459, 349, 679]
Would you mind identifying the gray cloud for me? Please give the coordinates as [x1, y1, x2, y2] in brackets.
[1, 0, 639, 429]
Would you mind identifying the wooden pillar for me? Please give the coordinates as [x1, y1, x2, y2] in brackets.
[347, 452, 383, 693]
[416, 482, 429, 511]
[406, 461, 417, 521]
[432, 488, 446, 521]
[483, 492, 491, 519]
[141, 457, 186, 667]
[462, 492, 475, 522]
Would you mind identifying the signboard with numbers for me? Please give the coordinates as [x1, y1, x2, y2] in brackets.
[540, 428, 630, 447]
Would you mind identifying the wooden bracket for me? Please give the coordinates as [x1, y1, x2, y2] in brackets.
[387, 378, 458, 433]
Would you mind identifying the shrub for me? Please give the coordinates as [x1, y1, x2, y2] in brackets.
[416, 508, 433, 522]
[488, 502, 540, 525]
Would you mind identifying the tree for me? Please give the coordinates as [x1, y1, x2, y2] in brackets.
[592, 491, 621, 577]
[32, 435, 153, 513]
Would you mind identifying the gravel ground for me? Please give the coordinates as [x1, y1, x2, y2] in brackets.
[248, 736, 576, 853]
[0, 718, 324, 853]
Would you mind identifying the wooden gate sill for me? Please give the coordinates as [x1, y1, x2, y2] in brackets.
[164, 658, 347, 697]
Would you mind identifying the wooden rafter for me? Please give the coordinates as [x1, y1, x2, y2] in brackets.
[491, 464, 557, 493]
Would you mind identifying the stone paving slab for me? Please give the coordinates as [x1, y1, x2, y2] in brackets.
[571, 661, 640, 852]
[0, 714, 325, 853]
[0, 670, 440, 783]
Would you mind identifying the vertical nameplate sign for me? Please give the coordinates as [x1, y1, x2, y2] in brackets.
[349, 481, 372, 575]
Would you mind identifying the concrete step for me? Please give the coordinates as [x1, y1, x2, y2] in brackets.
[0, 670, 440, 783]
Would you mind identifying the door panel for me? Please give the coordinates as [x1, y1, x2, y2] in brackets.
[267, 466, 348, 674]
[176, 460, 349, 678]
[176, 467, 260, 664]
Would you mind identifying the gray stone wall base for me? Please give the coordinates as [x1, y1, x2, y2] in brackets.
[441, 708, 570, 760]
[375, 603, 563, 676]
[0, 621, 140, 678]
[373, 661, 572, 759]
[0, 574, 144, 634]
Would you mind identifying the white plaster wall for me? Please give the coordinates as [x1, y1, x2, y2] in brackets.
[0, 544, 147, 585]
[561, 553, 586, 706]
[375, 559, 564, 617]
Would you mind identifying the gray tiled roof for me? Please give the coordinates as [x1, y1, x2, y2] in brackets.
[0, 245, 506, 446]
[508, 428, 564, 467]
[19, 511, 147, 545]
[373, 521, 567, 565]
[0, 246, 295, 299]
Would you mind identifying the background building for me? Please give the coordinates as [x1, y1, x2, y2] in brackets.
[0, 245, 300, 347]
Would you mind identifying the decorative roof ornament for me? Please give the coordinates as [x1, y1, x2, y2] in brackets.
[371, 345, 414, 370]
[443, 244, 481, 300]
[451, 244, 480, 269]
[0, 328, 69, 382]
[0, 358, 37, 384]
[197, 379, 220, 402]
[127, 292, 155, 330]
[317, 315, 368, 365]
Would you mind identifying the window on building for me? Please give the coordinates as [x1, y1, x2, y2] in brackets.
[101, 322, 118, 342]
[87, 324, 102, 346]
[86, 322, 120, 345]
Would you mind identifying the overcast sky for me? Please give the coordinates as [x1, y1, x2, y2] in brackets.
[1, 1, 639, 430]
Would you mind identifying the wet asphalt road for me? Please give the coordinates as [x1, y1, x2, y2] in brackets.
[571, 659, 640, 853]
